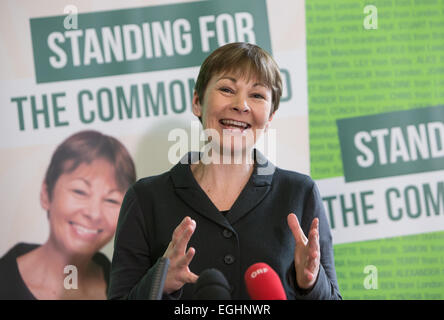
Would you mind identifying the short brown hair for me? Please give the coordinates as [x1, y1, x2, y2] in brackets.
[194, 42, 283, 116]
[44, 130, 136, 200]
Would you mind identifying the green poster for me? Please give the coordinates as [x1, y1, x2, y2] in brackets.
[306, 0, 444, 299]
[30, 0, 271, 83]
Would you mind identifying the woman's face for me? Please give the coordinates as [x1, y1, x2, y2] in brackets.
[41, 158, 123, 256]
[193, 72, 274, 156]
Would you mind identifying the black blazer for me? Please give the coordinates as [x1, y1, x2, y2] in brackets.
[108, 151, 341, 300]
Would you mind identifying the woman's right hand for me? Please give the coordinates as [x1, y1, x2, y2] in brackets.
[162, 216, 198, 294]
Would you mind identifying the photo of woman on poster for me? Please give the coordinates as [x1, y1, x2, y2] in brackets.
[0, 130, 136, 299]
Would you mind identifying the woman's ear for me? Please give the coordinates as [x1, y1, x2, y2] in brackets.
[192, 91, 202, 118]
[40, 182, 50, 211]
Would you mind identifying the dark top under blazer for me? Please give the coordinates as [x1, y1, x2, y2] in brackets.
[0, 243, 111, 300]
[108, 151, 341, 300]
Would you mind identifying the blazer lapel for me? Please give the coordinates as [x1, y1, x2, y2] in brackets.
[170, 150, 276, 228]
[170, 152, 232, 230]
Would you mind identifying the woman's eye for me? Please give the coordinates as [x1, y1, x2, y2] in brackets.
[252, 93, 265, 99]
[105, 198, 120, 205]
[219, 87, 234, 94]
[72, 189, 87, 196]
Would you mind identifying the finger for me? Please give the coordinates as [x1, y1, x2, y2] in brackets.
[178, 246, 196, 268]
[162, 240, 174, 259]
[186, 271, 199, 284]
[306, 248, 319, 272]
[179, 248, 198, 283]
[287, 213, 307, 245]
[307, 237, 320, 274]
[175, 220, 196, 255]
[309, 218, 319, 234]
[308, 245, 318, 260]
[308, 227, 319, 253]
[171, 217, 193, 245]
[287, 213, 304, 244]
[174, 217, 194, 243]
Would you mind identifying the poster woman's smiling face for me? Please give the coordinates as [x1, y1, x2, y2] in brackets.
[41, 158, 123, 256]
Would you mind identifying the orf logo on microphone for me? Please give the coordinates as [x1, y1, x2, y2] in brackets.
[250, 267, 268, 279]
[245, 262, 287, 300]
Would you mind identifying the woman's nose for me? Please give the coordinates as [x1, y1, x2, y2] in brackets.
[83, 198, 102, 222]
[232, 95, 250, 113]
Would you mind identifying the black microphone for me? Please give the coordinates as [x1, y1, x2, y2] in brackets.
[148, 257, 170, 300]
[192, 268, 231, 300]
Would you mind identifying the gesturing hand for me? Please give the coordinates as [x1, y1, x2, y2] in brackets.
[162, 216, 198, 294]
[287, 213, 320, 290]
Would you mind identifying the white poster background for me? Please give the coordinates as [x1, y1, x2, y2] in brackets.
[0, 0, 309, 257]
[317, 170, 444, 245]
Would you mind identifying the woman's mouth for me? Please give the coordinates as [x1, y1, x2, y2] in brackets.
[219, 119, 251, 131]
[69, 221, 103, 237]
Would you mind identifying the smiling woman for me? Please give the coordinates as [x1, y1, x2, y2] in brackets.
[191, 42, 282, 161]
[0, 130, 136, 300]
[108, 43, 341, 300]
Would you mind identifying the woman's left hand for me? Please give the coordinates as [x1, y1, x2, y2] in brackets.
[287, 213, 320, 290]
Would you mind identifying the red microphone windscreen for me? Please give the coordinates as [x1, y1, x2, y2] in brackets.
[244, 262, 287, 300]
